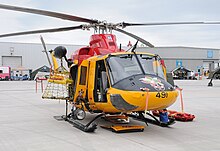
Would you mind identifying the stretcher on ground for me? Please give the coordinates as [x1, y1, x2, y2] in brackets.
[152, 110, 195, 121]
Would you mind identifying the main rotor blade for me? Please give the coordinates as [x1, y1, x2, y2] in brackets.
[0, 4, 98, 24]
[115, 28, 154, 48]
[0, 25, 82, 38]
[120, 21, 220, 28]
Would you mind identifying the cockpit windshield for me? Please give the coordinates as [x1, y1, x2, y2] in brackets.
[106, 54, 165, 85]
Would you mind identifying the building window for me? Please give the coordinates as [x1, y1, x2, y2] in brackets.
[207, 50, 213, 58]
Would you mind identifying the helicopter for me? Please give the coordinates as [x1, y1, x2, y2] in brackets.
[0, 4, 219, 132]
[208, 67, 220, 87]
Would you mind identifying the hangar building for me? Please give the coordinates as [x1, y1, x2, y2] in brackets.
[0, 42, 219, 75]
[137, 46, 220, 72]
[0, 42, 83, 75]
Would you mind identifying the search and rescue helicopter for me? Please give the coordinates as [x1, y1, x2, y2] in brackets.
[0, 4, 219, 132]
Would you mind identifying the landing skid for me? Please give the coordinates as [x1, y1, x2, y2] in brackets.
[54, 101, 174, 132]
[54, 113, 104, 132]
[126, 112, 175, 127]
[54, 100, 104, 132]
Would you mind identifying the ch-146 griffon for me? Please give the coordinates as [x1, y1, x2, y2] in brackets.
[0, 4, 213, 132]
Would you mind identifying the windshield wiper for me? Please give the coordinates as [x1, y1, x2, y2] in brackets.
[141, 56, 153, 60]
[131, 41, 138, 53]
[119, 54, 132, 59]
[131, 41, 145, 75]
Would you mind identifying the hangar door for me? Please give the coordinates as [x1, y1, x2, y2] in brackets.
[203, 61, 214, 71]
[2, 56, 22, 69]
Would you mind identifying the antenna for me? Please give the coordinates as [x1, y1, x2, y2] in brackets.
[40, 35, 52, 67]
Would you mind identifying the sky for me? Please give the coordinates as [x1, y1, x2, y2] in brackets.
[0, 0, 220, 49]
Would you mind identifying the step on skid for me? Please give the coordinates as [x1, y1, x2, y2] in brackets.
[100, 125, 145, 133]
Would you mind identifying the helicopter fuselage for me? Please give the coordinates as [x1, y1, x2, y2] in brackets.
[71, 52, 178, 113]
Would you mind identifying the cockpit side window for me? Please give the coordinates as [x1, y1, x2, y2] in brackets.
[94, 60, 109, 102]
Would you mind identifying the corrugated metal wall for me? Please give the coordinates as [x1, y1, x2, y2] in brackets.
[164, 59, 203, 72]
[0, 42, 219, 72]
[0, 42, 84, 70]
[137, 46, 220, 72]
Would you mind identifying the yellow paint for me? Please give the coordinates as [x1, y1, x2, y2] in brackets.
[51, 51, 59, 71]
[92, 88, 179, 113]
[62, 52, 178, 113]
[73, 59, 89, 102]
[48, 78, 73, 84]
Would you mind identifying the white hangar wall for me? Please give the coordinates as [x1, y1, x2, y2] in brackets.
[136, 46, 220, 72]
[0, 42, 84, 70]
[0, 42, 219, 72]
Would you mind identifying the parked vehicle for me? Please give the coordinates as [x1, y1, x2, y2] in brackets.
[0, 66, 11, 80]
[172, 66, 197, 80]
[11, 74, 30, 81]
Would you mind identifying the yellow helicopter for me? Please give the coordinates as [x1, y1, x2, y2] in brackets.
[0, 4, 218, 132]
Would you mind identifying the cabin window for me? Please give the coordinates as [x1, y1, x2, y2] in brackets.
[79, 66, 87, 85]
[70, 64, 78, 82]
[94, 60, 109, 102]
[0, 70, 3, 73]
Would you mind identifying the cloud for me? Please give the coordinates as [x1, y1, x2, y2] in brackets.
[0, 0, 220, 49]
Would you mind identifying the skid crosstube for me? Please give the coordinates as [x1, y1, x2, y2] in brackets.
[126, 112, 175, 127]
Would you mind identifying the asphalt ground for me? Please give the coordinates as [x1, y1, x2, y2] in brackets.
[0, 79, 220, 151]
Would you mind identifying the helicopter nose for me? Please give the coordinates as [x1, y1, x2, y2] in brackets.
[110, 94, 139, 111]
[112, 74, 174, 92]
[107, 87, 178, 112]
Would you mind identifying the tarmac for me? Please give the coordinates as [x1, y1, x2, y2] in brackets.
[0, 79, 220, 151]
